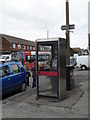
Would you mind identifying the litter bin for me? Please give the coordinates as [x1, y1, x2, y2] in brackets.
[66, 65, 74, 90]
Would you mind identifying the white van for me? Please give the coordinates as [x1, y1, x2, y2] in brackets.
[74, 54, 90, 70]
[0, 54, 11, 63]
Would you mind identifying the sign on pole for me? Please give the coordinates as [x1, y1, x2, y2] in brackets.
[61, 24, 75, 30]
[61, 25, 67, 30]
[69, 24, 75, 29]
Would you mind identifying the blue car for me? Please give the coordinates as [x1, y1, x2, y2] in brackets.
[0, 61, 27, 95]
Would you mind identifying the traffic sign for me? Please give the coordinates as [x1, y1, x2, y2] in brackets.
[61, 24, 75, 30]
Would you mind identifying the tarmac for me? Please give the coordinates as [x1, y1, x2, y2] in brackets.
[2, 81, 89, 118]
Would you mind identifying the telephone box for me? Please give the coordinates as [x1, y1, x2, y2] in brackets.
[35, 38, 66, 100]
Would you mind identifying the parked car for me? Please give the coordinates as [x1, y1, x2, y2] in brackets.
[0, 61, 27, 95]
[0, 54, 11, 63]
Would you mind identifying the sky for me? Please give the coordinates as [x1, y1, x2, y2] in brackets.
[89, 1, 90, 34]
[0, 0, 89, 49]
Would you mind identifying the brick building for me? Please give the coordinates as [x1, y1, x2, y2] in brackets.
[0, 34, 50, 55]
[0, 34, 35, 54]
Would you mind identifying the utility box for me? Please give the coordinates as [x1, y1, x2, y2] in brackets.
[35, 38, 66, 100]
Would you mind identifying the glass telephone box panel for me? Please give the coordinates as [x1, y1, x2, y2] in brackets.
[37, 41, 58, 97]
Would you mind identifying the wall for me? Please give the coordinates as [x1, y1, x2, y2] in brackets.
[2, 36, 11, 51]
[0, 35, 2, 51]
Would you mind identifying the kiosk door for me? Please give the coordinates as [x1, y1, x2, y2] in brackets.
[36, 41, 58, 98]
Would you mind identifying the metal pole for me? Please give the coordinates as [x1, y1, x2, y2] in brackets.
[66, 0, 70, 65]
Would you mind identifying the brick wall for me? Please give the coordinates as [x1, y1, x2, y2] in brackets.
[2, 36, 11, 51]
[0, 35, 2, 51]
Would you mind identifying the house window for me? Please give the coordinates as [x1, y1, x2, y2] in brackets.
[18, 44, 21, 49]
[23, 45, 26, 50]
[33, 47, 35, 51]
[27, 46, 29, 50]
[30, 46, 32, 51]
[13, 43, 16, 48]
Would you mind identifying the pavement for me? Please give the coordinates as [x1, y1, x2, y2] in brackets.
[25, 87, 84, 108]
[2, 80, 88, 118]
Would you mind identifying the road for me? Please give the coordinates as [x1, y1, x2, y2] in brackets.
[74, 68, 88, 86]
[1, 68, 89, 118]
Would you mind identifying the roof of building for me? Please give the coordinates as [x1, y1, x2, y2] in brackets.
[1, 34, 35, 46]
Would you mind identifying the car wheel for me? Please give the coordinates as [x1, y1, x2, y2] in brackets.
[20, 82, 26, 92]
[81, 65, 87, 71]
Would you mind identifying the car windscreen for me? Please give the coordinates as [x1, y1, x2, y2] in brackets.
[0, 56, 6, 59]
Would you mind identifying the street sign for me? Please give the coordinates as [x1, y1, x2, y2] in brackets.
[69, 24, 75, 29]
[61, 25, 67, 30]
[61, 24, 75, 30]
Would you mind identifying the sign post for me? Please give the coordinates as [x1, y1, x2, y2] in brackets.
[61, 1, 75, 65]
[66, 0, 70, 65]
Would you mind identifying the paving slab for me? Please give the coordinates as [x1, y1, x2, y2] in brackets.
[25, 87, 83, 109]
[2, 82, 88, 118]
[71, 81, 88, 116]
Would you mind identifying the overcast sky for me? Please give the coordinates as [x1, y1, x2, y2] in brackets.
[0, 0, 89, 49]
